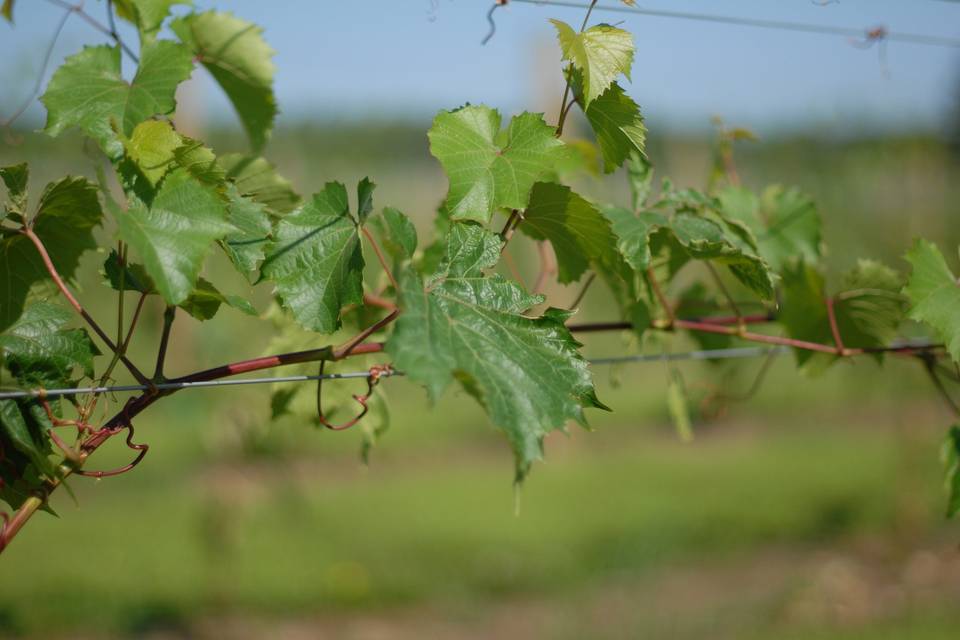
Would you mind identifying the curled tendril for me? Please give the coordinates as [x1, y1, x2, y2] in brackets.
[316, 362, 393, 431]
[75, 399, 149, 478]
[482, 0, 510, 45]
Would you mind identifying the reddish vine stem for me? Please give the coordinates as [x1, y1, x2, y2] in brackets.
[646, 267, 676, 324]
[362, 226, 398, 291]
[825, 296, 847, 355]
[22, 227, 150, 385]
[532, 241, 557, 295]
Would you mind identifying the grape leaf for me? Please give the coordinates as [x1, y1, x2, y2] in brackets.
[0, 400, 55, 482]
[627, 151, 654, 211]
[428, 105, 566, 224]
[602, 206, 668, 272]
[1, 163, 28, 216]
[260, 181, 365, 334]
[580, 81, 646, 173]
[1, 0, 13, 23]
[123, 120, 182, 186]
[114, 0, 192, 41]
[521, 182, 626, 284]
[904, 239, 960, 362]
[718, 186, 821, 272]
[387, 222, 607, 481]
[551, 20, 634, 107]
[943, 425, 960, 518]
[116, 168, 234, 305]
[220, 154, 300, 214]
[666, 369, 693, 442]
[223, 185, 271, 278]
[781, 260, 906, 372]
[103, 251, 255, 320]
[174, 137, 225, 187]
[369, 207, 418, 263]
[357, 177, 376, 225]
[172, 11, 276, 151]
[0, 302, 98, 388]
[42, 42, 194, 160]
[0, 176, 103, 331]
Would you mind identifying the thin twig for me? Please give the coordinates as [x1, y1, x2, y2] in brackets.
[646, 267, 675, 325]
[704, 262, 743, 323]
[362, 226, 399, 291]
[42, 0, 139, 62]
[153, 306, 175, 381]
[570, 273, 596, 308]
[1, 5, 73, 129]
[21, 228, 149, 385]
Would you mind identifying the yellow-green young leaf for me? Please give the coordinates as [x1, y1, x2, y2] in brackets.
[666, 369, 693, 442]
[172, 11, 277, 151]
[551, 20, 634, 107]
[1, 162, 29, 217]
[904, 239, 960, 363]
[223, 184, 271, 279]
[124, 120, 182, 186]
[428, 105, 566, 224]
[260, 182, 365, 334]
[174, 136, 225, 187]
[943, 425, 960, 518]
[1, 0, 13, 22]
[220, 153, 300, 214]
[42, 42, 194, 160]
[521, 182, 627, 284]
[781, 260, 907, 373]
[581, 81, 646, 173]
[387, 222, 608, 482]
[117, 169, 234, 305]
[718, 186, 822, 272]
[113, 0, 192, 41]
[0, 176, 103, 330]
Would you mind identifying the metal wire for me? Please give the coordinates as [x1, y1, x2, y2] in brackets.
[0, 337, 941, 401]
[509, 0, 960, 49]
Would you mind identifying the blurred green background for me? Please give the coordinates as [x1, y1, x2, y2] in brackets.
[1, 120, 959, 639]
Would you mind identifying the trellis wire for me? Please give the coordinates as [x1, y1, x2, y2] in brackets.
[507, 0, 960, 49]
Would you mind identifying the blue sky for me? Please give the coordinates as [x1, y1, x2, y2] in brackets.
[1, 0, 959, 136]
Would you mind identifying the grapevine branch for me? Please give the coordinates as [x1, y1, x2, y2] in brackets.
[22, 227, 150, 385]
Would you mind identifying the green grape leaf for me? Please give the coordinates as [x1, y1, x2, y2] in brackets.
[357, 177, 376, 225]
[172, 11, 276, 151]
[0, 176, 103, 331]
[781, 260, 906, 372]
[670, 213, 775, 299]
[718, 186, 822, 272]
[114, 0, 192, 41]
[551, 20, 634, 107]
[428, 105, 566, 224]
[580, 81, 646, 173]
[387, 222, 607, 481]
[220, 154, 300, 214]
[103, 251, 255, 320]
[602, 206, 668, 273]
[42, 41, 194, 159]
[123, 119, 182, 186]
[521, 182, 626, 284]
[904, 239, 960, 362]
[260, 181, 365, 334]
[627, 151, 654, 211]
[0, 400, 55, 481]
[177, 278, 257, 320]
[629, 298, 651, 338]
[117, 168, 234, 305]
[943, 425, 960, 518]
[1, 0, 13, 22]
[419, 204, 452, 274]
[369, 206, 418, 263]
[666, 369, 693, 442]
[0, 302, 98, 388]
[1, 163, 28, 216]
[223, 185, 271, 278]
